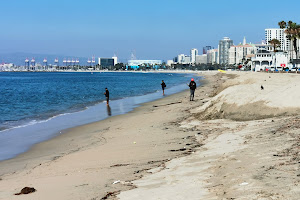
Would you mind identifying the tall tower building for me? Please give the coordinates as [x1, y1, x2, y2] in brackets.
[203, 46, 212, 54]
[112, 53, 118, 66]
[190, 48, 198, 64]
[218, 37, 233, 65]
[265, 28, 290, 51]
[207, 49, 219, 64]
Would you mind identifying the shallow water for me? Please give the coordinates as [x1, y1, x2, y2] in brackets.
[0, 72, 199, 160]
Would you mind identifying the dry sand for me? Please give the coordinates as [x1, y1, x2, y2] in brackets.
[1, 71, 300, 200]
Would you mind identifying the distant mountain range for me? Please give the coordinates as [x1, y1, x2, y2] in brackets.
[0, 52, 89, 66]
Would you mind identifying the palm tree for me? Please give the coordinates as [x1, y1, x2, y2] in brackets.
[278, 21, 286, 29]
[269, 39, 281, 52]
[279, 20, 300, 59]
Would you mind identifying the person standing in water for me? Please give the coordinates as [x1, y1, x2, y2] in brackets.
[104, 88, 109, 105]
[188, 78, 196, 101]
[161, 80, 166, 95]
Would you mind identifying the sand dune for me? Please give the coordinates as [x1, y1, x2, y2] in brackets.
[195, 72, 300, 121]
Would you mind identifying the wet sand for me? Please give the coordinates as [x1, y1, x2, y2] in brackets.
[0, 71, 214, 199]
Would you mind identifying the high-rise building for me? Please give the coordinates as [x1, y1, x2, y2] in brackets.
[112, 56, 118, 66]
[184, 56, 191, 64]
[190, 48, 198, 64]
[203, 46, 212, 54]
[219, 37, 233, 65]
[98, 58, 115, 67]
[265, 28, 290, 51]
[195, 54, 207, 64]
[207, 49, 219, 64]
[177, 54, 185, 63]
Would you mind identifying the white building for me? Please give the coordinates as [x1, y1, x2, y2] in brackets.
[251, 49, 273, 71]
[166, 60, 174, 66]
[98, 55, 118, 67]
[255, 43, 273, 52]
[272, 52, 288, 68]
[183, 56, 191, 64]
[127, 60, 162, 67]
[177, 54, 185, 63]
[190, 48, 198, 64]
[265, 28, 290, 52]
[195, 54, 207, 64]
[251, 50, 289, 71]
[112, 56, 118, 66]
[0, 63, 14, 71]
[177, 54, 191, 64]
[228, 43, 256, 65]
[207, 49, 219, 64]
[250, 43, 281, 71]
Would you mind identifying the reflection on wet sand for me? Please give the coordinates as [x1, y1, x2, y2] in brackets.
[106, 105, 112, 116]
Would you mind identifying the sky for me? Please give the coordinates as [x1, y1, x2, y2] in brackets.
[0, 0, 299, 62]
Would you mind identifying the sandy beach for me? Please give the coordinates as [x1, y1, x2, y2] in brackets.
[0, 71, 300, 200]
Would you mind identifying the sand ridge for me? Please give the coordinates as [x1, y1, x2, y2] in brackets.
[196, 72, 300, 121]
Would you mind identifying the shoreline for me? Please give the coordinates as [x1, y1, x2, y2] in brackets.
[0, 71, 216, 199]
[0, 69, 203, 73]
[0, 72, 196, 161]
[0, 88, 191, 175]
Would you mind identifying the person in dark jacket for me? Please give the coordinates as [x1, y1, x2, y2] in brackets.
[161, 80, 166, 95]
[188, 78, 196, 101]
[104, 88, 109, 105]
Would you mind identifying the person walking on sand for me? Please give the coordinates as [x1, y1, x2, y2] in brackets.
[104, 88, 109, 105]
[161, 80, 166, 95]
[188, 78, 197, 101]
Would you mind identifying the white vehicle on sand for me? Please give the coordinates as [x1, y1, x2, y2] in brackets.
[291, 67, 298, 72]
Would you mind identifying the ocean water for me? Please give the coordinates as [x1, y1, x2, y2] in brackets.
[0, 72, 198, 160]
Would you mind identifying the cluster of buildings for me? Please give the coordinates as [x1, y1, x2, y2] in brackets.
[0, 63, 14, 71]
[2, 26, 300, 72]
[168, 28, 300, 71]
[0, 56, 120, 71]
[170, 47, 211, 66]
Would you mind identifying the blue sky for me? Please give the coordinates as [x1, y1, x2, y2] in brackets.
[0, 0, 299, 61]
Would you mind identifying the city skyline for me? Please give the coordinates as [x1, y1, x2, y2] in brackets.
[0, 0, 299, 61]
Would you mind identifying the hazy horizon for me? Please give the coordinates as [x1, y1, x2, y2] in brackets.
[1, 0, 299, 61]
